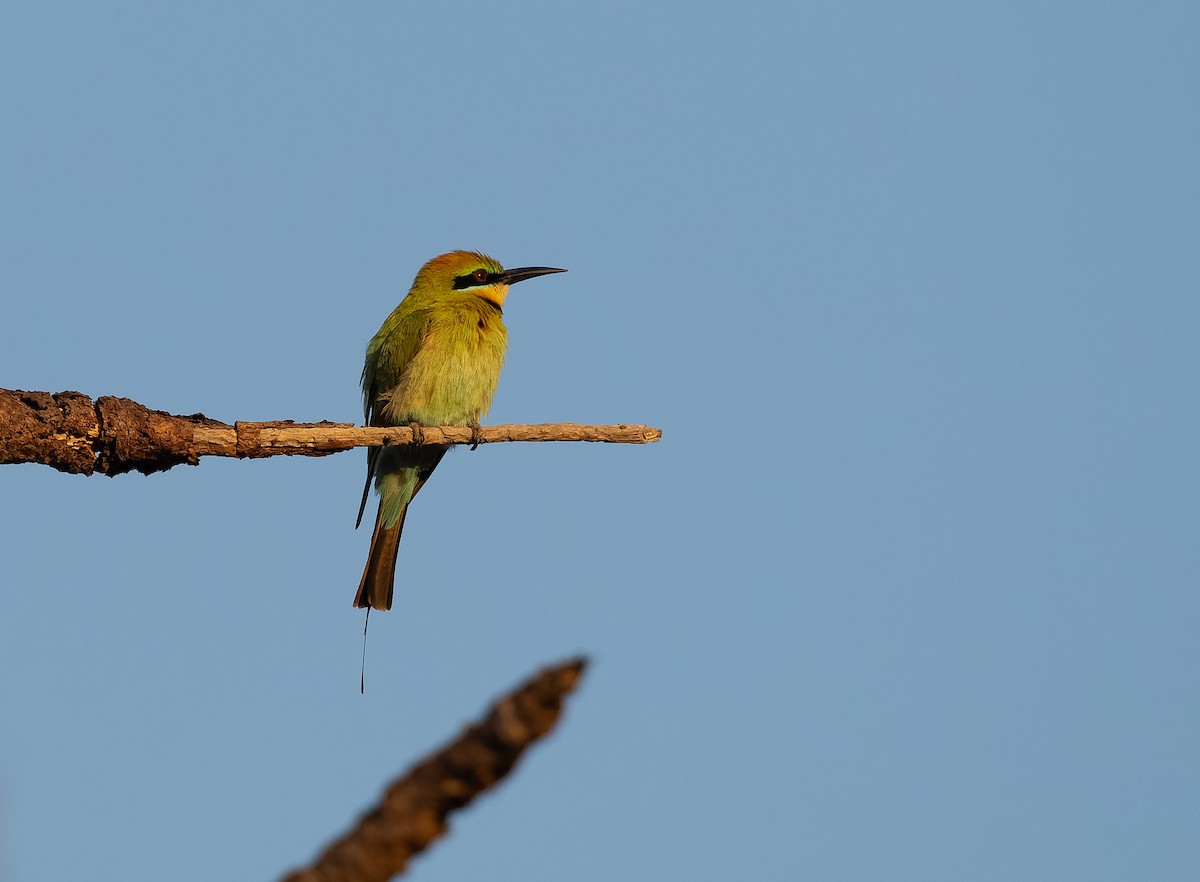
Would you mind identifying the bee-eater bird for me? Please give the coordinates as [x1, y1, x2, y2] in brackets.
[354, 250, 566, 611]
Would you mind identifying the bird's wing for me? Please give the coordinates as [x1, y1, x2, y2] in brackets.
[362, 305, 432, 426]
[357, 305, 433, 528]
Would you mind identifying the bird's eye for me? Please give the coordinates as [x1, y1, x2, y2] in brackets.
[473, 268, 489, 284]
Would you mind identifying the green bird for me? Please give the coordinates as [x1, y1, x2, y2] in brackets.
[355, 250, 566, 610]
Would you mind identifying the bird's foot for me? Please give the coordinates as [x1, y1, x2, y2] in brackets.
[469, 420, 485, 451]
[408, 422, 425, 447]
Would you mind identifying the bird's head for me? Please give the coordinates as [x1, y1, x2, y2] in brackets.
[413, 250, 566, 309]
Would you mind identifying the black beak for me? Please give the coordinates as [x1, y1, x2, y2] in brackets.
[498, 266, 567, 285]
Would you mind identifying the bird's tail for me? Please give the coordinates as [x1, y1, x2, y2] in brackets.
[354, 501, 407, 610]
[353, 443, 447, 611]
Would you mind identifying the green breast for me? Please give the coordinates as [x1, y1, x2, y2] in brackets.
[378, 298, 508, 426]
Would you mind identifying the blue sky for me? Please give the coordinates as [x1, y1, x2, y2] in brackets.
[2, 2, 1198, 880]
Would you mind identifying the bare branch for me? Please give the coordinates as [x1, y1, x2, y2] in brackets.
[0, 389, 661, 476]
[279, 657, 588, 882]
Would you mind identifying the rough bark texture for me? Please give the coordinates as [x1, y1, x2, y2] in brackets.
[279, 657, 588, 882]
[0, 388, 661, 476]
[0, 389, 101, 474]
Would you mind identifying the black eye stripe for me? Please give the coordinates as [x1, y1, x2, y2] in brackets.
[452, 269, 500, 290]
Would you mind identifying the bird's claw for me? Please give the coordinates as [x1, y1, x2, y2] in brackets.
[470, 421, 485, 451]
[409, 422, 425, 447]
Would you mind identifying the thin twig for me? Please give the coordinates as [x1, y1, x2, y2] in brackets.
[0, 388, 661, 476]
